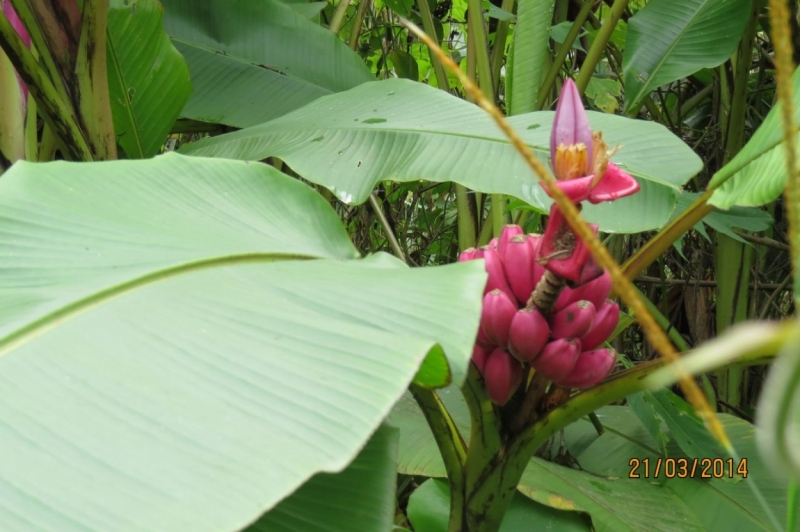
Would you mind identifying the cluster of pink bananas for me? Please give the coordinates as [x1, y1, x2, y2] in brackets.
[463, 78, 641, 406]
[460, 226, 620, 405]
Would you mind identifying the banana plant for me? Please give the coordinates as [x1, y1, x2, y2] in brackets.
[1, 0, 800, 531]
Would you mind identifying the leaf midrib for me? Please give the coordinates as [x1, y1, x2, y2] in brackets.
[628, 0, 721, 108]
[0, 252, 317, 360]
[191, 125, 679, 189]
[170, 36, 331, 95]
[107, 29, 145, 158]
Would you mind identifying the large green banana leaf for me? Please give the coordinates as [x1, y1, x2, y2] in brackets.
[160, 0, 374, 128]
[181, 78, 702, 233]
[0, 154, 484, 531]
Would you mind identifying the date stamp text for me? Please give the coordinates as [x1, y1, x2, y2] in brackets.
[628, 458, 748, 479]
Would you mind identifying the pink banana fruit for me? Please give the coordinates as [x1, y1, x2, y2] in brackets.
[532, 338, 581, 382]
[554, 270, 612, 312]
[488, 237, 499, 250]
[482, 246, 517, 302]
[483, 348, 523, 406]
[459, 247, 479, 262]
[480, 289, 517, 347]
[498, 224, 523, 256]
[472, 345, 493, 375]
[580, 301, 620, 350]
[550, 300, 595, 339]
[502, 234, 537, 303]
[557, 348, 617, 389]
[508, 308, 550, 362]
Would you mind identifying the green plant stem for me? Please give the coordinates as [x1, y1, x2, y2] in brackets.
[575, 0, 627, 94]
[328, 0, 351, 33]
[490, 194, 508, 236]
[461, 365, 507, 531]
[456, 184, 478, 250]
[347, 0, 370, 50]
[621, 190, 714, 281]
[489, 0, 515, 96]
[588, 411, 604, 435]
[24, 90, 37, 161]
[477, 204, 495, 246]
[788, 480, 799, 532]
[38, 124, 56, 161]
[417, 0, 479, 254]
[514, 208, 531, 229]
[467, 0, 495, 101]
[713, 3, 759, 414]
[725, 2, 760, 160]
[0, 14, 91, 161]
[75, 0, 116, 159]
[466, 359, 666, 532]
[718, 65, 732, 152]
[634, 286, 691, 351]
[768, 0, 800, 304]
[416, 0, 451, 92]
[466, 0, 507, 233]
[410, 384, 468, 531]
[368, 193, 409, 264]
[642, 96, 666, 124]
[672, 84, 713, 124]
[537, 0, 593, 109]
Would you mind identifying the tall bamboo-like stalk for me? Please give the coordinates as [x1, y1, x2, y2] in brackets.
[714, 1, 760, 414]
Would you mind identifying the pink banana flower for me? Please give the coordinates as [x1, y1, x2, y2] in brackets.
[544, 78, 640, 205]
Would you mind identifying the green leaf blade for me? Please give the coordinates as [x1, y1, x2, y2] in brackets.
[107, 0, 192, 158]
[180, 79, 702, 233]
[623, 0, 751, 113]
[507, 0, 555, 114]
[161, 0, 375, 128]
[709, 66, 800, 209]
[248, 424, 399, 532]
[0, 154, 485, 530]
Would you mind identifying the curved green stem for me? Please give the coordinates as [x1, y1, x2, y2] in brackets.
[410, 384, 468, 531]
[575, 0, 627, 94]
[456, 184, 479, 250]
[621, 190, 714, 281]
[75, 0, 116, 159]
[788, 480, 799, 532]
[369, 193, 409, 264]
[672, 84, 713, 124]
[461, 365, 507, 531]
[467, 0, 495, 102]
[490, 0, 515, 96]
[466, 360, 665, 531]
[537, 0, 594, 109]
[417, 0, 451, 92]
[328, 0, 351, 33]
[347, 0, 370, 50]
[466, 0, 507, 232]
